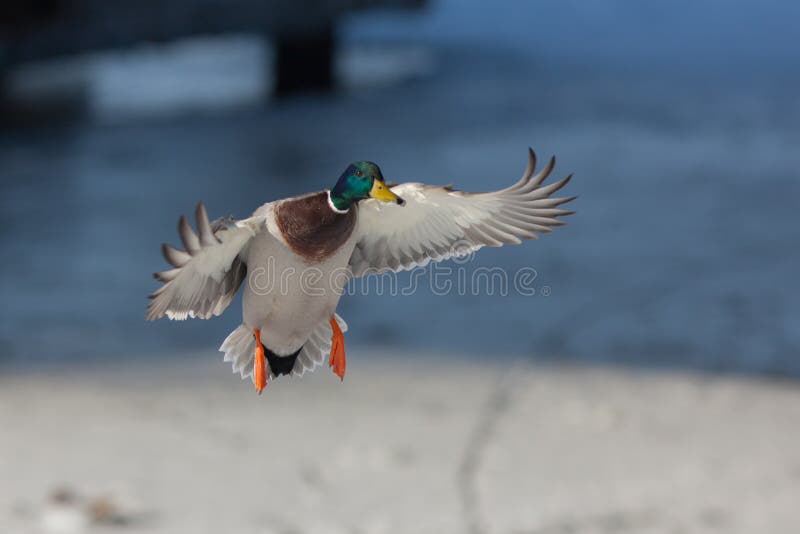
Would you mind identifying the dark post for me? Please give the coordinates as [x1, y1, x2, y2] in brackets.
[273, 23, 335, 96]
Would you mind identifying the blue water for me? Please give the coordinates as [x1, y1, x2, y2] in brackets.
[1, 1, 799, 375]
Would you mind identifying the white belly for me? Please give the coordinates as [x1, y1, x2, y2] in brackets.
[241, 230, 355, 355]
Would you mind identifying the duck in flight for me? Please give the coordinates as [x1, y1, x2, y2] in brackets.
[147, 148, 575, 393]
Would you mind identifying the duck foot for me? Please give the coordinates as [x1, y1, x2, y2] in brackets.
[253, 328, 267, 394]
[328, 316, 346, 380]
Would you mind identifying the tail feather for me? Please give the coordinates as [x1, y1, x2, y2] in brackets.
[220, 324, 255, 379]
[218, 314, 348, 381]
[292, 313, 347, 377]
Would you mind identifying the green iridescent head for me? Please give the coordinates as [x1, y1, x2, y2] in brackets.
[329, 161, 404, 212]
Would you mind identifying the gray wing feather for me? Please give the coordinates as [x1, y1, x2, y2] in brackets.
[350, 148, 576, 276]
[147, 203, 256, 320]
[195, 203, 219, 247]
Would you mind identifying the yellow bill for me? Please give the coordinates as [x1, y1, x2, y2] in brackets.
[370, 180, 405, 205]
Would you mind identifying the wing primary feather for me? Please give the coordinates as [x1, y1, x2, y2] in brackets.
[523, 195, 577, 208]
[195, 203, 218, 247]
[178, 215, 201, 254]
[161, 243, 191, 267]
[528, 208, 576, 217]
[464, 225, 503, 247]
[154, 268, 180, 282]
[500, 205, 570, 224]
[494, 215, 543, 237]
[555, 195, 578, 206]
[521, 147, 536, 182]
[530, 155, 556, 187]
[490, 217, 535, 239]
[481, 223, 523, 244]
[532, 173, 573, 197]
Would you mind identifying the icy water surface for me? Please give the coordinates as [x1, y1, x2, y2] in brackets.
[1, 1, 799, 375]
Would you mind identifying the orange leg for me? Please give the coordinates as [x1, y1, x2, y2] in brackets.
[328, 316, 346, 380]
[253, 328, 267, 394]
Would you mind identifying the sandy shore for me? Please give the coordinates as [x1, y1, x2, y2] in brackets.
[1, 352, 799, 534]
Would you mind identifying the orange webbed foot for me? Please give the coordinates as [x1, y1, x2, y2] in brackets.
[328, 316, 346, 380]
[253, 328, 267, 394]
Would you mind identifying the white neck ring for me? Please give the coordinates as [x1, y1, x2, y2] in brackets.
[327, 190, 350, 214]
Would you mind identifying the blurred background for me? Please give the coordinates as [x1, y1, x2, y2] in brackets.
[1, 0, 799, 375]
[1, 1, 799, 533]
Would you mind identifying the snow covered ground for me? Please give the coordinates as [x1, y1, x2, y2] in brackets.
[1, 354, 798, 534]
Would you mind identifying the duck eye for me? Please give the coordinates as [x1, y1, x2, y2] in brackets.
[354, 170, 363, 177]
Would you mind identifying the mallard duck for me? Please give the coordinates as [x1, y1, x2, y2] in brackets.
[147, 148, 575, 393]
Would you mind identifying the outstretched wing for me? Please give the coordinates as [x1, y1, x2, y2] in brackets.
[349, 148, 575, 276]
[146, 203, 263, 320]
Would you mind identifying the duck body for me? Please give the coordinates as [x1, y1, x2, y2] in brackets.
[242, 191, 358, 358]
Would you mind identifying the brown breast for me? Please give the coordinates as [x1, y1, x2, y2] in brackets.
[274, 191, 357, 263]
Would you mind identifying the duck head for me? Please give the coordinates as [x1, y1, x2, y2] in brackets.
[329, 161, 405, 212]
